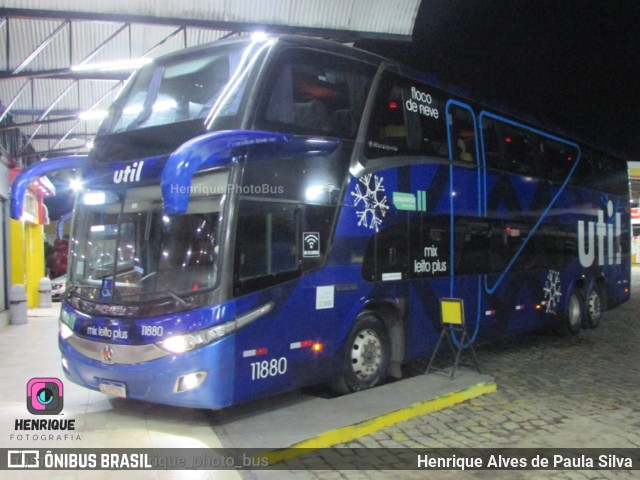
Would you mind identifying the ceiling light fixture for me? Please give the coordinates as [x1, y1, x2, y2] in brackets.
[70, 58, 152, 73]
[78, 110, 108, 121]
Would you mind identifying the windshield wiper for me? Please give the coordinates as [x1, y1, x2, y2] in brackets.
[166, 290, 191, 306]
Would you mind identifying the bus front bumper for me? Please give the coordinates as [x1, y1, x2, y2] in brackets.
[59, 335, 235, 409]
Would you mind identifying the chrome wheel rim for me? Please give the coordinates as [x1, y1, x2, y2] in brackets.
[588, 291, 601, 323]
[350, 328, 383, 381]
[568, 294, 582, 329]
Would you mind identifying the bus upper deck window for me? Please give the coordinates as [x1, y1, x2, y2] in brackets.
[261, 50, 374, 139]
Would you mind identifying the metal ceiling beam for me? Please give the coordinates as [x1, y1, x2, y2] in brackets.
[38, 81, 76, 122]
[53, 82, 122, 150]
[28, 133, 92, 140]
[7, 108, 81, 116]
[0, 69, 128, 81]
[0, 22, 181, 103]
[13, 20, 69, 74]
[22, 80, 77, 151]
[142, 26, 186, 57]
[12, 144, 88, 159]
[0, 78, 29, 123]
[74, 22, 130, 67]
[0, 7, 410, 42]
[0, 115, 78, 131]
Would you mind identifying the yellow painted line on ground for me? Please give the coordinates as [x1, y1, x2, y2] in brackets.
[264, 380, 497, 464]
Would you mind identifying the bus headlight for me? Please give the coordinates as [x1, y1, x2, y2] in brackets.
[60, 322, 74, 340]
[156, 303, 273, 354]
[59, 308, 77, 340]
[60, 308, 76, 327]
[158, 320, 237, 354]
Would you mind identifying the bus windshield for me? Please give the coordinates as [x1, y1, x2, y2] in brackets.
[98, 38, 270, 135]
[68, 171, 228, 303]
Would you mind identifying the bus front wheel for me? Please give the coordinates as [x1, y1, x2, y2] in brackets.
[332, 313, 390, 394]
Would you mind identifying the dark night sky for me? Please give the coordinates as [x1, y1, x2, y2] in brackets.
[358, 0, 640, 159]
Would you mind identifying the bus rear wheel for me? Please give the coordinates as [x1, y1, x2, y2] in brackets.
[586, 285, 605, 329]
[557, 290, 583, 335]
[332, 313, 390, 394]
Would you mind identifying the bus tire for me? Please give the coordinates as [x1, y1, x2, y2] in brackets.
[332, 313, 390, 394]
[586, 284, 605, 329]
[558, 290, 584, 335]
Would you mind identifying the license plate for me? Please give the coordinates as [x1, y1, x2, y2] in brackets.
[99, 380, 127, 398]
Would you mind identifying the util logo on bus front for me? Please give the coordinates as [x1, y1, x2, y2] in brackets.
[577, 200, 622, 268]
[113, 161, 144, 184]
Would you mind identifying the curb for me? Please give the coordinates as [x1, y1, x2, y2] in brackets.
[264, 380, 497, 464]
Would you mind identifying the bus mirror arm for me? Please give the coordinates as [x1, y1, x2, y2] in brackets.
[161, 130, 339, 216]
[161, 130, 291, 216]
[10, 155, 87, 220]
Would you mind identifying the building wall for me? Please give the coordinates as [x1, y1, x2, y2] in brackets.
[0, 160, 9, 327]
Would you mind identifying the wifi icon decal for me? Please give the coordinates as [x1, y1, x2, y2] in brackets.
[303, 232, 320, 257]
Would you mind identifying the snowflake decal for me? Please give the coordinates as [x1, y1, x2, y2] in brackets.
[543, 269, 562, 314]
[351, 174, 389, 232]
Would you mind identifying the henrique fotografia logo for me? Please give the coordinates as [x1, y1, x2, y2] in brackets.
[26, 378, 63, 415]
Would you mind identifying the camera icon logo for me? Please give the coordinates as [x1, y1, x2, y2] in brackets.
[26, 378, 63, 415]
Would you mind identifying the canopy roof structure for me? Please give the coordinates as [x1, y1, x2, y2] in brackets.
[0, 0, 420, 161]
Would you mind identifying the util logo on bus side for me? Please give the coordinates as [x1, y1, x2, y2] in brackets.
[577, 200, 622, 268]
[113, 161, 144, 184]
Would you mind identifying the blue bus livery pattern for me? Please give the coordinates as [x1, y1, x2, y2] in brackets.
[11, 35, 629, 409]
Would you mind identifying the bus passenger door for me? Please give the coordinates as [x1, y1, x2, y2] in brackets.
[446, 101, 481, 218]
[445, 101, 484, 340]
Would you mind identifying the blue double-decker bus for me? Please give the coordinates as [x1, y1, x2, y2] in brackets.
[11, 34, 630, 408]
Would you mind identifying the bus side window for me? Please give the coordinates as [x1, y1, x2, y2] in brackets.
[363, 71, 448, 160]
[599, 154, 629, 196]
[362, 219, 410, 281]
[483, 115, 582, 184]
[571, 149, 595, 187]
[377, 84, 409, 147]
[233, 201, 301, 296]
[482, 118, 505, 170]
[539, 138, 578, 183]
[502, 125, 538, 175]
[448, 105, 477, 164]
[260, 49, 375, 139]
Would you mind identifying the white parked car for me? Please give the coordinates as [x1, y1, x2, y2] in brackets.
[51, 275, 66, 301]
